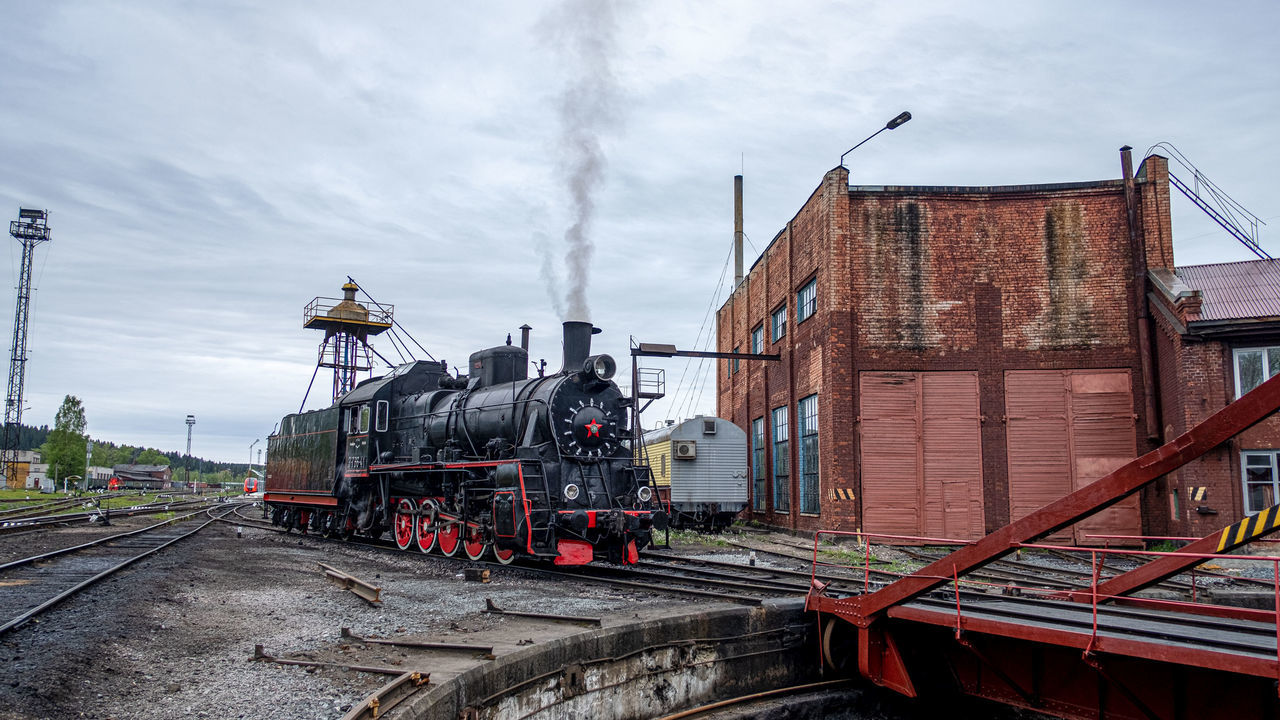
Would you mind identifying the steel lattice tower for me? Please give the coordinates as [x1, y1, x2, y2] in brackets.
[3, 209, 50, 489]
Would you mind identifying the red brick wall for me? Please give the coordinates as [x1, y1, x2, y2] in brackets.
[720, 157, 1169, 539]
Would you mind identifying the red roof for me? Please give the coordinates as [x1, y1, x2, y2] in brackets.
[1175, 259, 1280, 322]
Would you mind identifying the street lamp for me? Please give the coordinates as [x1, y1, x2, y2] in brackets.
[249, 439, 259, 474]
[185, 414, 195, 494]
[839, 111, 913, 168]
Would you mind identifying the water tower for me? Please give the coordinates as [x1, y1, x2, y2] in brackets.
[304, 282, 393, 401]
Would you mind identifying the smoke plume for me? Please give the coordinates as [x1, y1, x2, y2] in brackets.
[534, 230, 566, 319]
[540, 0, 622, 322]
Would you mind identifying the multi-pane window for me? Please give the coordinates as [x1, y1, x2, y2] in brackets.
[1243, 451, 1280, 515]
[797, 394, 819, 514]
[751, 418, 766, 511]
[771, 306, 787, 342]
[1234, 346, 1280, 397]
[797, 279, 817, 323]
[772, 406, 790, 512]
[732, 346, 740, 375]
[751, 325, 763, 355]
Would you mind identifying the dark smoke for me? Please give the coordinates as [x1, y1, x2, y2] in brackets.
[539, 0, 622, 322]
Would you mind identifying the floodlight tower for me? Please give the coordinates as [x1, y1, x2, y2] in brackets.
[3, 209, 50, 489]
[304, 282, 393, 402]
[185, 414, 195, 492]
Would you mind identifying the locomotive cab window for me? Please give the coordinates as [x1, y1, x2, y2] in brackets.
[359, 405, 371, 434]
[375, 400, 389, 433]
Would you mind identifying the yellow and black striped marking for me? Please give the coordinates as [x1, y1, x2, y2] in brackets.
[1216, 504, 1280, 552]
[830, 488, 855, 502]
[1190, 486, 1207, 503]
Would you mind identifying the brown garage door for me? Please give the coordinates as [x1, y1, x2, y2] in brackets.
[1005, 369, 1139, 544]
[860, 371, 985, 541]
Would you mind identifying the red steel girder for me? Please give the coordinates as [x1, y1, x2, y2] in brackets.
[1073, 501, 1280, 604]
[839, 371, 1280, 625]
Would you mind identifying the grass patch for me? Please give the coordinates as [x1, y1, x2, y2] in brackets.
[664, 528, 732, 548]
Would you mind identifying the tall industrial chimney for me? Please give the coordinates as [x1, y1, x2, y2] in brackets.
[734, 174, 744, 287]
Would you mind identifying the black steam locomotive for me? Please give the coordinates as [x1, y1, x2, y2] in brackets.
[264, 322, 667, 565]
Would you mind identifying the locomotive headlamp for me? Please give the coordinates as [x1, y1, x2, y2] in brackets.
[583, 354, 616, 382]
[638, 486, 653, 503]
[563, 483, 581, 501]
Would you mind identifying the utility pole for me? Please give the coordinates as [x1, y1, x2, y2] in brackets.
[185, 414, 195, 494]
[3, 209, 51, 490]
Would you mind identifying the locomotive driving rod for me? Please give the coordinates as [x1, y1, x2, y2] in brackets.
[837, 371, 1280, 625]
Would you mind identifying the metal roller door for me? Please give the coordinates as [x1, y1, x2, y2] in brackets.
[1005, 369, 1140, 544]
[860, 371, 985, 541]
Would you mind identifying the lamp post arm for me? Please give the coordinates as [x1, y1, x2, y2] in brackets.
[840, 127, 889, 167]
[839, 111, 912, 168]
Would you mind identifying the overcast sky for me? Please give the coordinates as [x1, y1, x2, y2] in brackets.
[1, 1, 1276, 463]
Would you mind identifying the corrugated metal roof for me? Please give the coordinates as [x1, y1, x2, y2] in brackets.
[1175, 259, 1280, 322]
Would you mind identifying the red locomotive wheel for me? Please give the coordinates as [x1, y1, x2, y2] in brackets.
[319, 511, 337, 539]
[437, 516, 461, 557]
[492, 544, 517, 565]
[463, 528, 485, 561]
[393, 500, 414, 550]
[415, 499, 437, 554]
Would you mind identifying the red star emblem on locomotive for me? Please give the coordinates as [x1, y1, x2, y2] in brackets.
[584, 418, 603, 437]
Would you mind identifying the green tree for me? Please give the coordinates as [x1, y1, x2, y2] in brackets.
[113, 445, 138, 465]
[90, 441, 115, 468]
[40, 395, 88, 487]
[135, 448, 170, 466]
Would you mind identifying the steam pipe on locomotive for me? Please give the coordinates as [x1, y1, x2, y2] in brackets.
[264, 321, 667, 565]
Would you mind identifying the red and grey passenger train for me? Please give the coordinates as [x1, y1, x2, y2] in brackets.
[264, 321, 667, 565]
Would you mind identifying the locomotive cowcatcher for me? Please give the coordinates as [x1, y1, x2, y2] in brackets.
[264, 321, 667, 565]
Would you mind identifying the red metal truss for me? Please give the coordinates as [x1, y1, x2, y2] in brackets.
[823, 371, 1280, 626]
[1071, 501, 1280, 604]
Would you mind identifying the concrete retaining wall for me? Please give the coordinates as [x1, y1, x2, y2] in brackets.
[403, 599, 815, 719]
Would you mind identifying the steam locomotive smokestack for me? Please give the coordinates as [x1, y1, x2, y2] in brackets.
[562, 320, 593, 374]
[519, 324, 532, 351]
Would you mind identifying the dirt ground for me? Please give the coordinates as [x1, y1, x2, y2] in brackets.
[0, 510, 737, 720]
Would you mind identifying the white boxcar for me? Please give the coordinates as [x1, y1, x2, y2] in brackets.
[641, 416, 747, 530]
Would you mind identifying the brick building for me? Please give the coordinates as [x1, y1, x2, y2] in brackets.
[717, 148, 1183, 541]
[1148, 259, 1280, 537]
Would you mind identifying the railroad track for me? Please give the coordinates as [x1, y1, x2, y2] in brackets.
[895, 546, 1273, 601]
[910, 587, 1280, 660]
[653, 679, 852, 720]
[0, 493, 129, 520]
[0, 497, 220, 536]
[226, 505, 800, 604]
[0, 502, 242, 635]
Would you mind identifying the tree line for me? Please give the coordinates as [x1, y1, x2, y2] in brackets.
[25, 395, 253, 487]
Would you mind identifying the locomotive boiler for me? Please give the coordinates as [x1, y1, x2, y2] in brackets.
[264, 321, 667, 565]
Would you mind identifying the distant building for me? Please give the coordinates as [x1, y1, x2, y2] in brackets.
[5, 450, 43, 490]
[87, 465, 113, 489]
[111, 464, 173, 490]
[27, 461, 48, 492]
